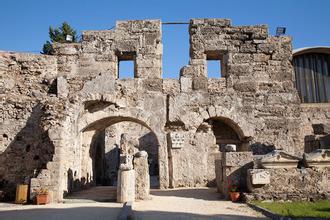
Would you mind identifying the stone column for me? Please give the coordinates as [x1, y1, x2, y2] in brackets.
[117, 168, 135, 203]
[117, 155, 135, 203]
[134, 151, 150, 200]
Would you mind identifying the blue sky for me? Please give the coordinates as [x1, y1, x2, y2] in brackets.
[0, 0, 329, 78]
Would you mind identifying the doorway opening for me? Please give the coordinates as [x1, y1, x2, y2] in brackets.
[76, 118, 160, 194]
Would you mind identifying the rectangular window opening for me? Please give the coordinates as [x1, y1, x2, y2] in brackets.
[205, 51, 226, 79]
[207, 60, 222, 78]
[118, 60, 135, 79]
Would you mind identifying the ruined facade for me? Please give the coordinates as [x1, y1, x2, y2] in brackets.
[0, 19, 329, 202]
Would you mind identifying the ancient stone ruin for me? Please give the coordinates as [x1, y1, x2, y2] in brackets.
[0, 18, 329, 202]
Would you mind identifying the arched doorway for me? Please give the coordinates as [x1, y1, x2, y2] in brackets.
[67, 116, 161, 198]
[90, 121, 160, 188]
[205, 117, 247, 152]
[194, 116, 248, 187]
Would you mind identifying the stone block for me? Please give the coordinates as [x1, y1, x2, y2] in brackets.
[142, 78, 163, 91]
[259, 150, 301, 169]
[180, 77, 192, 92]
[248, 169, 270, 185]
[169, 132, 185, 149]
[224, 144, 236, 152]
[222, 152, 253, 167]
[312, 123, 330, 135]
[57, 76, 68, 99]
[193, 77, 208, 91]
[303, 149, 330, 168]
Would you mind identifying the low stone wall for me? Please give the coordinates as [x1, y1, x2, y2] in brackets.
[244, 167, 329, 201]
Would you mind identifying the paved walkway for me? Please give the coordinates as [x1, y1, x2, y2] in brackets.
[0, 187, 267, 220]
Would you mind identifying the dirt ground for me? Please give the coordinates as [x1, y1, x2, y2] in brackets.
[0, 187, 267, 220]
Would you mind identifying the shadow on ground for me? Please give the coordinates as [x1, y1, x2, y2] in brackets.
[0, 207, 121, 220]
[151, 187, 223, 201]
[64, 186, 117, 202]
[0, 206, 268, 220]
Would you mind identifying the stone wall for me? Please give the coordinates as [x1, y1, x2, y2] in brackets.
[167, 18, 302, 187]
[0, 18, 328, 202]
[0, 52, 58, 200]
[244, 167, 329, 201]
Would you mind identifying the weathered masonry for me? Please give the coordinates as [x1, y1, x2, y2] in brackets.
[0, 19, 329, 202]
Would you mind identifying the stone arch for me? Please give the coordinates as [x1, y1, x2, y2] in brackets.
[39, 98, 168, 201]
[207, 116, 245, 140]
[197, 116, 251, 151]
[82, 116, 154, 133]
[196, 105, 254, 138]
[77, 108, 168, 188]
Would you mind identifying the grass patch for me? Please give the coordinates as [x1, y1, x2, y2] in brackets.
[252, 200, 330, 218]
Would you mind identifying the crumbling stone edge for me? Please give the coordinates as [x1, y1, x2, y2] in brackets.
[117, 201, 135, 220]
[246, 202, 328, 220]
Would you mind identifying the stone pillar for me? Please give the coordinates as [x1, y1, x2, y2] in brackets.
[215, 158, 222, 194]
[134, 151, 150, 200]
[117, 154, 135, 203]
[221, 152, 253, 199]
[117, 169, 135, 203]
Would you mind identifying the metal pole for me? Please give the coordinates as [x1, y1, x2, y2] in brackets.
[162, 22, 189, 25]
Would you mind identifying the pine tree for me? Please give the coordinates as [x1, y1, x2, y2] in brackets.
[41, 22, 78, 55]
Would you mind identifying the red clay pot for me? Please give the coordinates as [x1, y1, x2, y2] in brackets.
[230, 192, 240, 202]
[36, 194, 50, 205]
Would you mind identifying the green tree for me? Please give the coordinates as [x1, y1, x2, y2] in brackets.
[41, 22, 78, 55]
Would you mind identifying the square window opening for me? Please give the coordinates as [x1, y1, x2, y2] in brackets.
[118, 60, 135, 79]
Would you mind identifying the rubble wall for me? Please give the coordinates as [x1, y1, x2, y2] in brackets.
[245, 167, 329, 201]
[0, 52, 58, 200]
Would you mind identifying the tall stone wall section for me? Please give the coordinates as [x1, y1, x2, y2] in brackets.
[167, 19, 302, 188]
[0, 52, 60, 200]
[50, 20, 168, 201]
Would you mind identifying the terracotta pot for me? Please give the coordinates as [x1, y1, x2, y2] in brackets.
[230, 192, 240, 202]
[36, 194, 50, 205]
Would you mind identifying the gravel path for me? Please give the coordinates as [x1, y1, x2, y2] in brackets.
[134, 187, 268, 220]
